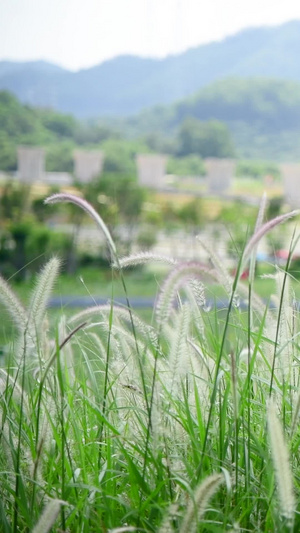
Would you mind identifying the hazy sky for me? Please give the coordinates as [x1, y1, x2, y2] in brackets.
[1, 0, 300, 71]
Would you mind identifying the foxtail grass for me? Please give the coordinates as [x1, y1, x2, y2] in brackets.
[0, 194, 299, 531]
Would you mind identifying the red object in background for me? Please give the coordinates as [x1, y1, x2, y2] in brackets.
[231, 268, 249, 279]
[275, 249, 290, 260]
[274, 249, 300, 260]
[240, 269, 249, 280]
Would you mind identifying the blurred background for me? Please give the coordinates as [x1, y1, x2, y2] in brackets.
[1, 0, 300, 303]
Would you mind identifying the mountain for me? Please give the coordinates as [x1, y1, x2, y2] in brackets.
[129, 78, 300, 132]
[0, 60, 64, 77]
[2, 75, 300, 164]
[1, 20, 300, 117]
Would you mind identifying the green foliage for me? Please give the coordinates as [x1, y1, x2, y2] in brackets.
[0, 91, 80, 172]
[218, 201, 257, 226]
[0, 182, 72, 278]
[4, 75, 300, 170]
[0, 219, 71, 279]
[177, 118, 235, 158]
[288, 256, 300, 279]
[167, 154, 205, 176]
[0, 131, 17, 170]
[266, 196, 284, 220]
[45, 141, 75, 172]
[38, 109, 77, 138]
[74, 120, 120, 145]
[177, 199, 204, 230]
[101, 138, 149, 174]
[87, 173, 145, 225]
[217, 201, 257, 258]
[188, 78, 300, 129]
[160, 202, 182, 231]
[236, 159, 281, 179]
[0, 182, 28, 222]
[81, 173, 146, 253]
[0, 91, 44, 141]
[122, 78, 300, 160]
[142, 131, 176, 154]
[137, 224, 158, 249]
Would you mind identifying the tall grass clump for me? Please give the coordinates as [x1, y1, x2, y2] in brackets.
[0, 192, 300, 531]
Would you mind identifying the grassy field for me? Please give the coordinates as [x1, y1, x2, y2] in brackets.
[0, 260, 297, 348]
[7, 260, 300, 305]
[1, 193, 300, 532]
[9, 265, 164, 300]
[232, 177, 283, 197]
[1, 255, 299, 532]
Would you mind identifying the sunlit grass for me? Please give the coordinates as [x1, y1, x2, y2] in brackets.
[232, 177, 283, 197]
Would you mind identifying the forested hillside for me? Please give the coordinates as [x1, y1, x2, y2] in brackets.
[124, 78, 300, 160]
[0, 91, 157, 174]
[2, 74, 300, 170]
[0, 91, 120, 171]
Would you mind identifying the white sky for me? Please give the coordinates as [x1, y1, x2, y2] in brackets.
[1, 0, 300, 71]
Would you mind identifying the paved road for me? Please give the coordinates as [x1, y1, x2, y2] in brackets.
[48, 296, 156, 308]
[48, 296, 251, 309]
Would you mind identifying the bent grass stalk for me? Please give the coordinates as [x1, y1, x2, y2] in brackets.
[44, 193, 158, 521]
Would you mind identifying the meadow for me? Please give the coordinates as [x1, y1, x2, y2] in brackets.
[0, 192, 300, 532]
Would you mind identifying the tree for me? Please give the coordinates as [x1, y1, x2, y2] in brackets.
[39, 110, 77, 138]
[167, 155, 205, 176]
[83, 174, 146, 253]
[177, 118, 235, 158]
[236, 160, 280, 179]
[0, 132, 17, 170]
[177, 199, 204, 234]
[101, 139, 148, 174]
[0, 181, 72, 278]
[45, 141, 74, 172]
[0, 183, 30, 223]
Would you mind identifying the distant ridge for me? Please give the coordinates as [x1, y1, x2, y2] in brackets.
[0, 60, 64, 77]
[1, 20, 300, 117]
